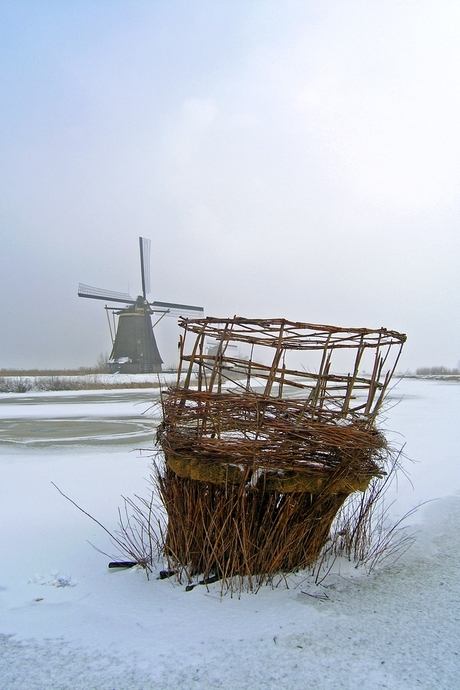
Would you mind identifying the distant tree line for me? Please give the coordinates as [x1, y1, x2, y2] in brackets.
[416, 366, 460, 376]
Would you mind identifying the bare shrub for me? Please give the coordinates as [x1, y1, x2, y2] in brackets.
[0, 377, 33, 393]
[34, 376, 75, 391]
[93, 352, 110, 374]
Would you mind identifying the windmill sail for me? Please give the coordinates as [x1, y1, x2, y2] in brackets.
[78, 283, 134, 305]
[139, 237, 151, 298]
[150, 300, 205, 317]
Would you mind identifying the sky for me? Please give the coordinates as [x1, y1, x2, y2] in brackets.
[1, 0, 460, 370]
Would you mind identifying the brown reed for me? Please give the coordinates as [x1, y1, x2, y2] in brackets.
[155, 317, 406, 589]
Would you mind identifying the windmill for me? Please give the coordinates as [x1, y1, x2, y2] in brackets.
[78, 237, 204, 373]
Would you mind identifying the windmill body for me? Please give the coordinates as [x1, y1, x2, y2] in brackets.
[110, 299, 164, 373]
[78, 238, 204, 373]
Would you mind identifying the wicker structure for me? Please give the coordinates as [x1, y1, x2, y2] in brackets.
[157, 317, 406, 584]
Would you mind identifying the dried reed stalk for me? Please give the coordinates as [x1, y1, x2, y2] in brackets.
[151, 317, 407, 589]
[158, 469, 349, 585]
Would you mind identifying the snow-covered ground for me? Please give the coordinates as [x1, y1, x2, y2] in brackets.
[0, 378, 459, 688]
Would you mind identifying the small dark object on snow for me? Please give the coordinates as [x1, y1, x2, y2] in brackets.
[185, 574, 221, 591]
[108, 561, 138, 569]
[199, 574, 221, 585]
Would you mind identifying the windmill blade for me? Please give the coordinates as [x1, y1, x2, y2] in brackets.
[78, 283, 135, 305]
[139, 237, 151, 298]
[150, 300, 204, 317]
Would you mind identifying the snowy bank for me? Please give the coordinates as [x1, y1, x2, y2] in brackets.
[0, 378, 459, 688]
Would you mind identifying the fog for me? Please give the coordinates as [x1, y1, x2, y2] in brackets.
[1, 1, 460, 370]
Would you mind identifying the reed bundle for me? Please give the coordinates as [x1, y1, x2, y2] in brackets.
[156, 317, 406, 587]
[157, 469, 351, 585]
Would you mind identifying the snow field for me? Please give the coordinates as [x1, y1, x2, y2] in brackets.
[0, 379, 459, 688]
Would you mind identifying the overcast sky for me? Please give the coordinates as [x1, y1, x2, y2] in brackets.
[1, 0, 460, 370]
